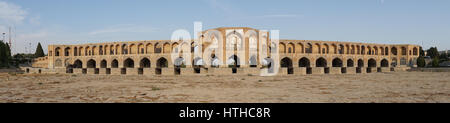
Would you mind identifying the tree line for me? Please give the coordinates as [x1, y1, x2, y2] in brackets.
[0, 41, 45, 68]
[417, 47, 449, 67]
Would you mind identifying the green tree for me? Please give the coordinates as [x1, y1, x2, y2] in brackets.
[426, 47, 439, 59]
[431, 57, 440, 67]
[0, 41, 10, 68]
[5, 43, 11, 60]
[35, 42, 45, 57]
[417, 56, 426, 67]
[419, 47, 425, 56]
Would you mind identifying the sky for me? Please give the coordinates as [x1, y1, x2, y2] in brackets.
[0, 0, 449, 54]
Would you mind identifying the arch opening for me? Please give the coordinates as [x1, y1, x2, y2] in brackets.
[140, 58, 151, 68]
[124, 58, 135, 68]
[316, 58, 327, 67]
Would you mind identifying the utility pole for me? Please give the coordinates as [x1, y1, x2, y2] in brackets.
[9, 26, 12, 49]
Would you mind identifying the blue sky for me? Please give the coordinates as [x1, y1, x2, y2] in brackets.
[0, 0, 449, 54]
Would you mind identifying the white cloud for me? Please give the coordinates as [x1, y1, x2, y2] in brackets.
[0, 1, 27, 24]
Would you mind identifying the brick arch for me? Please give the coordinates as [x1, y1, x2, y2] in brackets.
[163, 42, 171, 53]
[111, 59, 119, 68]
[347, 58, 355, 67]
[287, 42, 295, 54]
[157, 57, 169, 68]
[100, 59, 107, 68]
[139, 57, 151, 68]
[146, 43, 153, 54]
[55, 47, 62, 56]
[279, 42, 286, 53]
[73, 59, 83, 68]
[315, 57, 327, 67]
[296, 43, 304, 53]
[298, 57, 310, 67]
[137, 43, 145, 54]
[332, 58, 343, 67]
[123, 58, 135, 68]
[322, 43, 329, 54]
[87, 59, 96, 68]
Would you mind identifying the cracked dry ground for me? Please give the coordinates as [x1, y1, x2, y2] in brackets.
[0, 72, 449, 103]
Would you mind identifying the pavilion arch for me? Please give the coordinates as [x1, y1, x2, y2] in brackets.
[115, 44, 120, 55]
[111, 59, 119, 68]
[357, 59, 364, 68]
[361, 46, 366, 55]
[287, 43, 295, 53]
[322, 44, 329, 54]
[103, 45, 108, 55]
[163, 43, 171, 53]
[92, 46, 97, 56]
[140, 58, 151, 68]
[137, 43, 145, 54]
[385, 47, 389, 55]
[391, 47, 398, 55]
[351, 45, 356, 54]
[305, 43, 313, 53]
[380, 46, 385, 56]
[84, 46, 90, 56]
[413, 47, 418, 56]
[87, 59, 96, 68]
[99, 45, 104, 55]
[356, 45, 360, 55]
[313, 43, 321, 54]
[347, 59, 354, 67]
[332, 58, 343, 67]
[146, 43, 154, 54]
[122, 44, 128, 54]
[339, 44, 345, 54]
[129, 44, 136, 54]
[154, 43, 162, 53]
[381, 59, 389, 67]
[74, 47, 78, 56]
[330, 44, 337, 54]
[286, 43, 295, 53]
[368, 59, 377, 68]
[157, 57, 168, 68]
[299, 57, 310, 67]
[316, 57, 327, 67]
[100, 60, 107, 68]
[64, 47, 71, 56]
[296, 43, 304, 53]
[345, 44, 350, 54]
[401, 47, 407, 55]
[73, 60, 83, 68]
[367, 46, 372, 55]
[55, 47, 61, 56]
[172, 42, 179, 53]
[279, 42, 286, 53]
[124, 58, 135, 68]
[374, 47, 379, 55]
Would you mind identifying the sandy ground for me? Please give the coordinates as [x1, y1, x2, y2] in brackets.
[0, 72, 449, 103]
